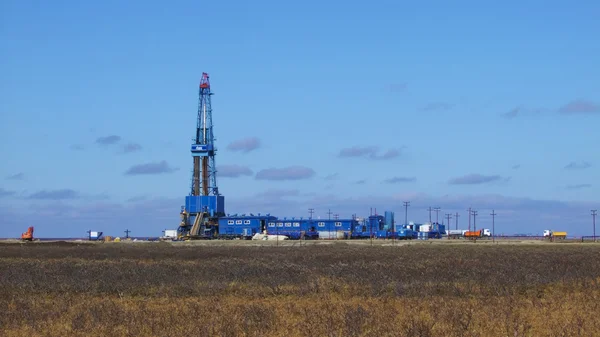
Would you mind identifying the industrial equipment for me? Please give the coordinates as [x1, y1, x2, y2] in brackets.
[21, 227, 34, 241]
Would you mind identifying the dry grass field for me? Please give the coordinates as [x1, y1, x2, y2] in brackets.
[1, 241, 599, 336]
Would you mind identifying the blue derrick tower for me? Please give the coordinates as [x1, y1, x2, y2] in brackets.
[178, 72, 225, 239]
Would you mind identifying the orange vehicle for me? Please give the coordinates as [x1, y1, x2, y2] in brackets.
[21, 227, 34, 241]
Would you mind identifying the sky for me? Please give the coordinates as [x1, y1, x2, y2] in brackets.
[1, 0, 599, 238]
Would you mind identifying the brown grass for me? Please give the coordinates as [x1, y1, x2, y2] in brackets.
[1, 242, 599, 336]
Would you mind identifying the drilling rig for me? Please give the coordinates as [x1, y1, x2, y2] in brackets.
[178, 73, 226, 239]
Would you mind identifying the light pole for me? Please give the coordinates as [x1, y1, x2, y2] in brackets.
[434, 207, 441, 224]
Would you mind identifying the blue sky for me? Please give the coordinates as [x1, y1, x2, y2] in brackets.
[1, 0, 599, 238]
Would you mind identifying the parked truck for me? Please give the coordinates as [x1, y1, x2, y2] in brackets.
[543, 230, 567, 240]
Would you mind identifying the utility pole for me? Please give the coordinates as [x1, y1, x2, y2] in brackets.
[445, 213, 452, 231]
[428, 206, 433, 223]
[467, 207, 472, 232]
[592, 210, 597, 242]
[455, 212, 460, 230]
[334, 214, 339, 240]
[124, 229, 131, 239]
[490, 210, 497, 243]
[403, 201, 410, 226]
[327, 209, 333, 240]
[308, 208, 314, 219]
[472, 210, 478, 232]
[434, 207, 441, 224]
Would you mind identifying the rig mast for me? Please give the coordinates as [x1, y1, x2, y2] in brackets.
[178, 72, 225, 239]
[191, 72, 219, 196]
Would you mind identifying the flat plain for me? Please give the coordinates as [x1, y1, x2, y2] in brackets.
[1, 241, 599, 336]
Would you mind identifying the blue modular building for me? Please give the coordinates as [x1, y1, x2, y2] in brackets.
[267, 218, 357, 239]
[218, 214, 276, 239]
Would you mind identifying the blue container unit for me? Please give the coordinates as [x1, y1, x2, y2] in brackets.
[218, 214, 277, 239]
[185, 195, 225, 216]
[267, 219, 356, 239]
